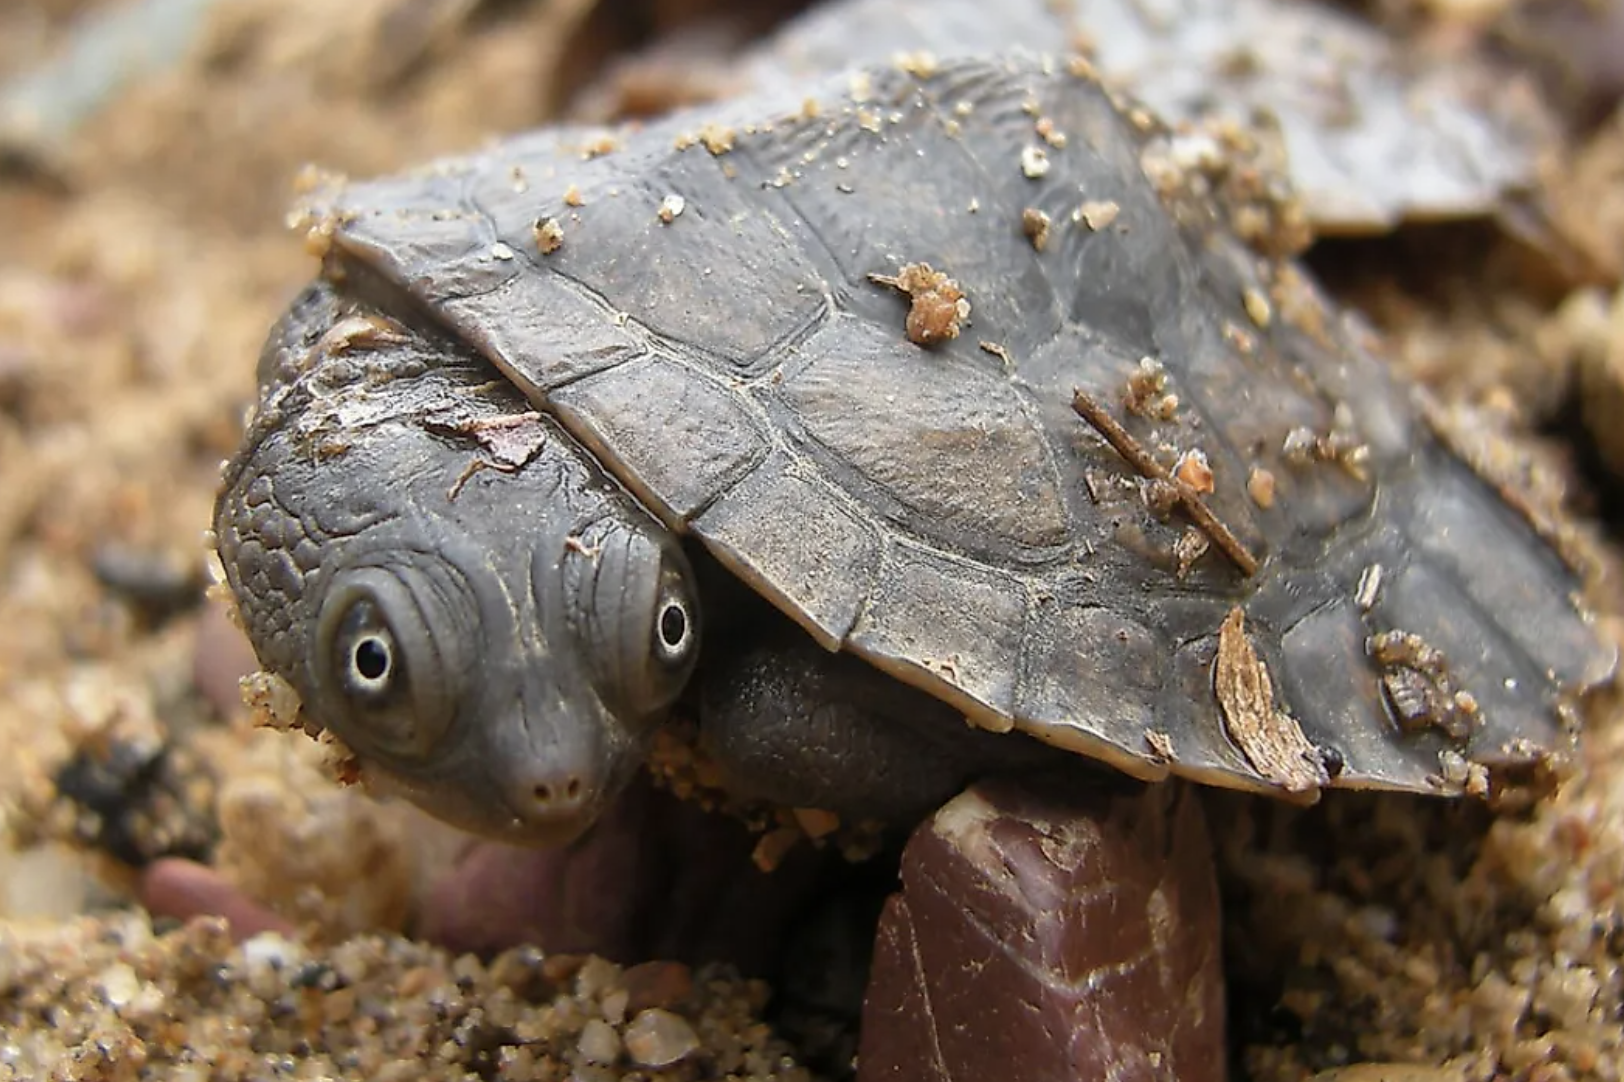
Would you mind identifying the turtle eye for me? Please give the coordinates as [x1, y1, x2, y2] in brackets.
[614, 544, 700, 717]
[341, 616, 397, 699]
[315, 570, 455, 759]
[654, 595, 694, 665]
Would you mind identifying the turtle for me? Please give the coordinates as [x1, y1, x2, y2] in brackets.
[213, 48, 1612, 1079]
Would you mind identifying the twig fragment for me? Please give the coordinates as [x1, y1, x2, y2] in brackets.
[1070, 389, 1260, 576]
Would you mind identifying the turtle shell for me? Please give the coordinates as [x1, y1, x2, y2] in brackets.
[310, 55, 1612, 799]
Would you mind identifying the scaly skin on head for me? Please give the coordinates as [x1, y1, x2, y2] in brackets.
[214, 284, 701, 845]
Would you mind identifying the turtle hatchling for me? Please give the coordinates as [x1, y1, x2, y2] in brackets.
[214, 47, 1613, 1079]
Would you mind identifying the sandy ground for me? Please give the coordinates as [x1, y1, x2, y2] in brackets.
[3, 0, 1624, 1079]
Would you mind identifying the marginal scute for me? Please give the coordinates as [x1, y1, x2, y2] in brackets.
[690, 452, 880, 649]
[1279, 597, 1438, 792]
[1013, 601, 1168, 779]
[1364, 559, 1560, 763]
[1401, 456, 1615, 689]
[333, 177, 514, 306]
[777, 317, 1071, 554]
[847, 542, 1025, 724]
[547, 356, 769, 523]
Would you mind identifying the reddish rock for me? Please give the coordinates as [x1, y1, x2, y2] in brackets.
[859, 778, 1225, 1082]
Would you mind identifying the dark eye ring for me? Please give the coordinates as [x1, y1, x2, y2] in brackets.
[331, 595, 402, 703]
[349, 632, 394, 691]
[655, 599, 692, 661]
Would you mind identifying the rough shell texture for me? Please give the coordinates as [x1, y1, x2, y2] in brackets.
[745, 0, 1556, 234]
[308, 56, 1610, 798]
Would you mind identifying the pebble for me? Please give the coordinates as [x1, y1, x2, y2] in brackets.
[577, 1018, 622, 1065]
[623, 960, 694, 1014]
[1310, 1067, 1467, 1082]
[858, 778, 1225, 1082]
[624, 1008, 702, 1067]
[0, 913, 810, 1081]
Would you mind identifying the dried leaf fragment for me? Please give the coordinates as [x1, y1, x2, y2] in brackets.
[312, 314, 408, 360]
[868, 262, 971, 346]
[434, 411, 549, 470]
[1214, 608, 1327, 794]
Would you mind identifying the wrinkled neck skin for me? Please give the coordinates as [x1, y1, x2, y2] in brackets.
[214, 284, 698, 846]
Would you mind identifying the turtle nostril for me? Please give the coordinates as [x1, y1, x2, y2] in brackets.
[531, 775, 585, 808]
[504, 769, 594, 840]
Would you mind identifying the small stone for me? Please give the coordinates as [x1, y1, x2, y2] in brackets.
[533, 217, 564, 254]
[1247, 466, 1277, 508]
[623, 1009, 701, 1067]
[698, 124, 735, 155]
[1174, 450, 1214, 494]
[97, 962, 141, 1008]
[752, 825, 802, 872]
[1021, 207, 1052, 250]
[657, 194, 686, 223]
[623, 961, 694, 1014]
[578, 1019, 622, 1065]
[1073, 199, 1120, 230]
[1020, 145, 1051, 178]
[575, 956, 622, 999]
[1310, 1068, 1469, 1082]
[792, 807, 840, 840]
[868, 262, 970, 346]
[1283, 426, 1318, 464]
[1243, 287, 1273, 328]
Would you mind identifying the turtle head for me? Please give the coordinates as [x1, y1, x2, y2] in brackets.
[215, 296, 701, 845]
[295, 502, 701, 847]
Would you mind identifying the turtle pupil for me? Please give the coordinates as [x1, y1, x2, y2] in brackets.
[659, 604, 687, 650]
[355, 638, 390, 681]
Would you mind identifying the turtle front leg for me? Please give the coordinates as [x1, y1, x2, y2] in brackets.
[695, 624, 1070, 826]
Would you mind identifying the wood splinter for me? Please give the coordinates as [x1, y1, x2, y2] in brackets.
[1071, 389, 1261, 577]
